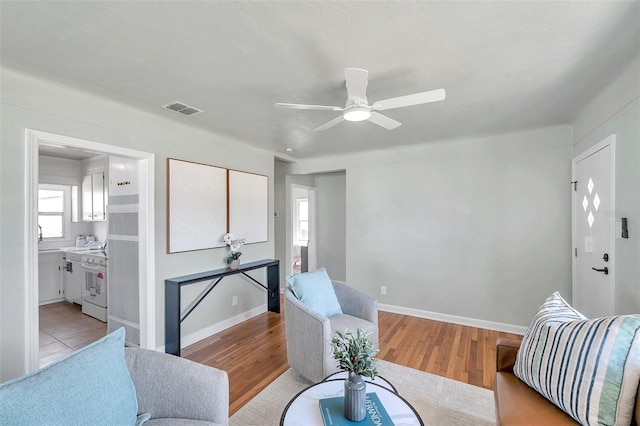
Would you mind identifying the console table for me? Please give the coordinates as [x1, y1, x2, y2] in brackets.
[165, 259, 280, 356]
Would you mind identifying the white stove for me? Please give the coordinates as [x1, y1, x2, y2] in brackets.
[80, 252, 108, 322]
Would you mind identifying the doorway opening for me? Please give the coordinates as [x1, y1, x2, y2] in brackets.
[290, 184, 316, 276]
[25, 129, 156, 373]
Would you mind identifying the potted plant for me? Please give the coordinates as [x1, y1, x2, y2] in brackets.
[222, 233, 245, 269]
[331, 329, 379, 421]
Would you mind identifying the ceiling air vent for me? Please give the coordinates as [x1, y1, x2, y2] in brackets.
[162, 101, 203, 116]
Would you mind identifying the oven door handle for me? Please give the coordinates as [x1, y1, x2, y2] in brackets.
[80, 263, 107, 272]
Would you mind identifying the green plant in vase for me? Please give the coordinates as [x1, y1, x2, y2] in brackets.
[331, 328, 379, 421]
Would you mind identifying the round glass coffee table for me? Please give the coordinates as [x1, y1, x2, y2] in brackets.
[280, 379, 423, 425]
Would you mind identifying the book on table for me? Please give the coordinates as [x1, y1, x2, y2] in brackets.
[318, 392, 394, 426]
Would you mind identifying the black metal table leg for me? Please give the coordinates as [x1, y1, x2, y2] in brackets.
[165, 280, 181, 356]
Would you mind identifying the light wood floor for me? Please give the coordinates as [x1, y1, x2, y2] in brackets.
[183, 301, 522, 416]
[39, 299, 522, 417]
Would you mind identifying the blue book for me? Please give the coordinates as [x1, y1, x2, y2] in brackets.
[318, 392, 395, 426]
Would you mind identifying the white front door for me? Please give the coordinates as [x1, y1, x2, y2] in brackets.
[572, 135, 615, 318]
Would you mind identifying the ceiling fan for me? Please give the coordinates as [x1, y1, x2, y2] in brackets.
[275, 68, 446, 131]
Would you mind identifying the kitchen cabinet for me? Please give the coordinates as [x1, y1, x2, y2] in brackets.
[109, 155, 139, 196]
[63, 253, 83, 305]
[82, 172, 106, 221]
[39, 252, 63, 305]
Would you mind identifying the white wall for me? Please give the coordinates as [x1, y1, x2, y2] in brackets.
[1, 68, 275, 380]
[315, 172, 347, 281]
[289, 126, 573, 328]
[273, 159, 288, 284]
[571, 56, 640, 315]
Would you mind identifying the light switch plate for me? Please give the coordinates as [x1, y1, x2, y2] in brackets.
[584, 236, 593, 253]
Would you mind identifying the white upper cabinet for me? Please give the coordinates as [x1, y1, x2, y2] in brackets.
[109, 156, 139, 196]
[82, 172, 106, 221]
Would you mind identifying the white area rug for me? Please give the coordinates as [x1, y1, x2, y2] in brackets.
[230, 360, 496, 425]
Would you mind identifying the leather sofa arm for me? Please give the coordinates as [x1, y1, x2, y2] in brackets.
[496, 337, 522, 373]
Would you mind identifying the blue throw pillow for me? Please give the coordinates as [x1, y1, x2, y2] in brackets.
[286, 268, 343, 317]
[1, 327, 138, 425]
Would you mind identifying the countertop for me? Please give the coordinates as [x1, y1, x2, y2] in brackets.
[39, 247, 107, 259]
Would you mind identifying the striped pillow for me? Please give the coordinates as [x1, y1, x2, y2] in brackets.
[514, 292, 640, 426]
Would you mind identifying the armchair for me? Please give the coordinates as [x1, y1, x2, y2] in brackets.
[1, 328, 229, 426]
[285, 280, 379, 383]
[125, 348, 229, 425]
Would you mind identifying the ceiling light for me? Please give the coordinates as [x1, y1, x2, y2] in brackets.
[285, 148, 293, 152]
[343, 107, 371, 122]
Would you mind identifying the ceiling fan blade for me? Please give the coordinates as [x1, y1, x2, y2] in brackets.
[345, 68, 369, 101]
[372, 88, 446, 111]
[315, 116, 345, 131]
[368, 112, 401, 130]
[275, 103, 342, 111]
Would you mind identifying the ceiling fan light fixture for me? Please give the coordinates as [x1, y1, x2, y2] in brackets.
[343, 106, 371, 122]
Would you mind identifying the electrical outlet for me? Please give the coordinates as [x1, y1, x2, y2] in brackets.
[380, 285, 387, 295]
[232, 295, 238, 306]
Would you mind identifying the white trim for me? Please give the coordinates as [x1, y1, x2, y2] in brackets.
[107, 315, 140, 330]
[137, 155, 155, 350]
[571, 134, 616, 315]
[25, 129, 156, 373]
[379, 303, 527, 335]
[156, 304, 268, 352]
[25, 130, 40, 373]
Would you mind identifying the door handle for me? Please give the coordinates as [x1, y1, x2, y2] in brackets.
[592, 266, 609, 275]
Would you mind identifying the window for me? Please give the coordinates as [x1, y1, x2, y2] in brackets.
[296, 198, 308, 244]
[38, 184, 71, 241]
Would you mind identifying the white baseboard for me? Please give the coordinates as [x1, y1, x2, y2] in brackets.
[379, 303, 527, 335]
[156, 304, 268, 352]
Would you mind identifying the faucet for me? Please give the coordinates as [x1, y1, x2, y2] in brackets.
[37, 224, 43, 243]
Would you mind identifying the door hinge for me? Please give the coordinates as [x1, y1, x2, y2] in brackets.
[571, 181, 578, 191]
[575, 247, 578, 257]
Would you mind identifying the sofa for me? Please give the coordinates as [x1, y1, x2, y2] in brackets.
[1, 328, 229, 425]
[494, 337, 640, 426]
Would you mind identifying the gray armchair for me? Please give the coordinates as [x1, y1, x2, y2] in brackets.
[125, 348, 229, 425]
[284, 280, 379, 383]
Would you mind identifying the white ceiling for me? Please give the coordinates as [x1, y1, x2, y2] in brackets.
[1, 1, 639, 159]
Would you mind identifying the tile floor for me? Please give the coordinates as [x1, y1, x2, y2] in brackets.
[39, 301, 107, 368]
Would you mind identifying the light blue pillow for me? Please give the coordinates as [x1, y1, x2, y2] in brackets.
[286, 268, 343, 317]
[1, 327, 139, 425]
